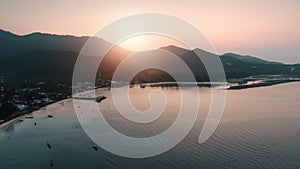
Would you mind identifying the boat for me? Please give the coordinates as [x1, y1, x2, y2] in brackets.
[47, 115, 53, 118]
[25, 116, 33, 119]
[95, 96, 107, 103]
[140, 84, 146, 88]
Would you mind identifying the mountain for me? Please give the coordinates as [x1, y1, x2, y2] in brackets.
[0, 30, 81, 59]
[222, 53, 284, 65]
[0, 29, 131, 83]
[0, 29, 299, 84]
[160, 45, 190, 55]
[0, 50, 78, 81]
[0, 29, 127, 60]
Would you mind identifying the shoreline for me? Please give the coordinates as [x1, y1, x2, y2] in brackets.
[1, 80, 299, 127]
[0, 114, 23, 129]
[0, 86, 110, 127]
[0, 98, 72, 128]
[227, 79, 300, 90]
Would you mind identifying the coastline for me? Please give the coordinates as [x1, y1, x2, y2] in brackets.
[0, 86, 109, 127]
[227, 79, 300, 90]
[0, 114, 23, 129]
[1, 79, 299, 128]
[0, 98, 72, 128]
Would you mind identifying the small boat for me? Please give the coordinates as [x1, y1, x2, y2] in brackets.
[92, 146, 98, 151]
[95, 96, 106, 103]
[140, 84, 146, 88]
[46, 142, 52, 149]
[18, 119, 24, 122]
[25, 116, 33, 119]
[47, 115, 53, 118]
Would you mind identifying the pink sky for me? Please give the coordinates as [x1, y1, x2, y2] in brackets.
[1, 0, 299, 63]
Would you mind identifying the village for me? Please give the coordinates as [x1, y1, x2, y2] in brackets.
[0, 76, 72, 124]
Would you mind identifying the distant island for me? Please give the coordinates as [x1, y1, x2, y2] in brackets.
[0, 29, 300, 124]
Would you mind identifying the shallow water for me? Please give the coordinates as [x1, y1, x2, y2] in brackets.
[0, 82, 300, 169]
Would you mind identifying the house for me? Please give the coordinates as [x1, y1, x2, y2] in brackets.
[14, 104, 27, 111]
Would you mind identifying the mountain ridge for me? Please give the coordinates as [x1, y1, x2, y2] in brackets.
[0, 29, 299, 84]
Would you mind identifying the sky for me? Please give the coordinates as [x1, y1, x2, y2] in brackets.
[1, 0, 299, 63]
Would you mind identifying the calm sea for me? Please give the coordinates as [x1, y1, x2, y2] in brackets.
[1, 82, 299, 169]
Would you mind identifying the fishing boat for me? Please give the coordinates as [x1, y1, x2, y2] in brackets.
[95, 96, 107, 103]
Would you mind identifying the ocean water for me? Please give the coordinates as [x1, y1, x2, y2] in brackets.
[0, 82, 300, 169]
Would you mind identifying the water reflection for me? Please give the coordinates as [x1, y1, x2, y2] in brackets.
[0, 82, 299, 169]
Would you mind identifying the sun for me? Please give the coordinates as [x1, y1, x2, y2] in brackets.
[118, 34, 186, 51]
[119, 35, 144, 51]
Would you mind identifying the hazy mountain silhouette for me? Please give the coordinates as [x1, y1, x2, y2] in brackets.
[222, 53, 284, 65]
[0, 29, 299, 84]
[0, 29, 85, 59]
[0, 29, 131, 83]
[160, 45, 190, 55]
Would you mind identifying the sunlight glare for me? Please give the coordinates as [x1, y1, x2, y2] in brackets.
[118, 34, 187, 51]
